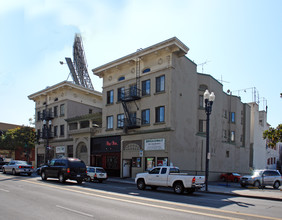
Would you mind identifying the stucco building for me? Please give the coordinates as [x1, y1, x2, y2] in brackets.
[28, 81, 102, 166]
[92, 37, 251, 179]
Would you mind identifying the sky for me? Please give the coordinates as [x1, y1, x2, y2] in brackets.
[0, 0, 281, 128]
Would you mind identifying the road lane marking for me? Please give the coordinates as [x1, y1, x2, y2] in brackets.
[22, 179, 281, 220]
[56, 205, 94, 218]
[0, 188, 10, 192]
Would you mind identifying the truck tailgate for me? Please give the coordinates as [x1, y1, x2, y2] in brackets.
[194, 176, 205, 184]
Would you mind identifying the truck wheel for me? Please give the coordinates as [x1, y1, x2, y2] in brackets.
[12, 169, 16, 175]
[41, 171, 47, 181]
[137, 179, 146, 190]
[59, 173, 65, 183]
[254, 180, 260, 188]
[77, 179, 83, 184]
[174, 182, 184, 194]
[2, 168, 6, 174]
[273, 181, 280, 189]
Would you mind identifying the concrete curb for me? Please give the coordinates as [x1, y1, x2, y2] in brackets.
[107, 178, 282, 201]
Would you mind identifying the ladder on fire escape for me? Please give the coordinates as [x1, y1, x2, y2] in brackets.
[121, 58, 141, 130]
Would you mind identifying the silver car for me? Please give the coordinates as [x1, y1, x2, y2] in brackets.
[2, 160, 34, 176]
[86, 166, 107, 183]
[240, 169, 282, 189]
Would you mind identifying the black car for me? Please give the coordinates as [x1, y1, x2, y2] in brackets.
[40, 158, 87, 184]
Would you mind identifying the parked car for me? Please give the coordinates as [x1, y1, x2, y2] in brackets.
[2, 160, 34, 176]
[86, 166, 108, 183]
[40, 158, 87, 184]
[240, 169, 282, 189]
[220, 173, 241, 182]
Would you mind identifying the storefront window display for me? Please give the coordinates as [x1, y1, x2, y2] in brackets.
[132, 157, 141, 167]
[157, 157, 168, 166]
[145, 157, 155, 170]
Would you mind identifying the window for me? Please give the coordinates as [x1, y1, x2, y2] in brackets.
[149, 167, 161, 174]
[37, 111, 41, 121]
[129, 112, 137, 125]
[230, 131, 235, 142]
[54, 106, 58, 117]
[199, 120, 206, 132]
[141, 109, 150, 125]
[226, 151, 230, 158]
[230, 112, 235, 123]
[80, 121, 89, 128]
[142, 79, 150, 96]
[60, 125, 65, 136]
[89, 109, 93, 114]
[156, 75, 165, 93]
[54, 126, 58, 137]
[107, 90, 114, 104]
[161, 168, 167, 174]
[107, 116, 113, 129]
[132, 157, 141, 167]
[130, 84, 137, 96]
[199, 95, 204, 108]
[60, 104, 65, 116]
[142, 68, 151, 73]
[117, 114, 124, 128]
[117, 87, 125, 101]
[155, 106, 165, 123]
[118, 76, 125, 81]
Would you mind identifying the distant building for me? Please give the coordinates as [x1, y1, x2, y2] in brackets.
[28, 81, 102, 166]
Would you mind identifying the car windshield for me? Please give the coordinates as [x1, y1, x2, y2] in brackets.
[16, 161, 28, 165]
[253, 170, 263, 176]
[232, 173, 240, 176]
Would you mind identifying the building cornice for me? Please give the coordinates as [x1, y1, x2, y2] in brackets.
[92, 37, 189, 78]
[28, 81, 102, 100]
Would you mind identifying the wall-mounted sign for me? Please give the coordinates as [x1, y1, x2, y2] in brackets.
[144, 139, 165, 151]
[56, 146, 65, 154]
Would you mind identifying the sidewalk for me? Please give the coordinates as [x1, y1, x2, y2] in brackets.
[107, 177, 282, 201]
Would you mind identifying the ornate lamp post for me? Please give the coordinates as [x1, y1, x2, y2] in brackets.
[204, 89, 215, 191]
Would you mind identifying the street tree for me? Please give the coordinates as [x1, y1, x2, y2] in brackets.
[263, 124, 282, 147]
[0, 126, 36, 162]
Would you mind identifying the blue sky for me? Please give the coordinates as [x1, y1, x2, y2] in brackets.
[0, 0, 281, 128]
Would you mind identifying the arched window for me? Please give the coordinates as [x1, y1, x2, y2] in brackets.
[142, 68, 151, 74]
[118, 76, 125, 81]
[199, 84, 208, 91]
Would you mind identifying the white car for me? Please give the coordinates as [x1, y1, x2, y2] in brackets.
[86, 166, 107, 183]
[2, 160, 34, 176]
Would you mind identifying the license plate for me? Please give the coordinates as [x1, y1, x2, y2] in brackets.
[77, 175, 81, 177]
[242, 181, 245, 183]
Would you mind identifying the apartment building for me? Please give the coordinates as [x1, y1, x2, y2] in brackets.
[92, 37, 251, 179]
[28, 81, 102, 166]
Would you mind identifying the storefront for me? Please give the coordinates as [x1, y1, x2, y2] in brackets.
[122, 137, 169, 178]
[91, 136, 121, 177]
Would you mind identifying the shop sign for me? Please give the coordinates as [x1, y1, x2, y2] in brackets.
[56, 146, 65, 153]
[144, 139, 165, 151]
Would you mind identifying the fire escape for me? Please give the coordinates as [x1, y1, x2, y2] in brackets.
[120, 59, 142, 130]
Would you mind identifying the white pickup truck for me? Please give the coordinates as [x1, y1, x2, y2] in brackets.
[135, 166, 205, 194]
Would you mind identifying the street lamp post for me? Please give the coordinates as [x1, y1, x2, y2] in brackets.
[204, 89, 215, 192]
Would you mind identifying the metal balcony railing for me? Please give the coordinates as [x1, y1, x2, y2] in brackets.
[120, 87, 141, 102]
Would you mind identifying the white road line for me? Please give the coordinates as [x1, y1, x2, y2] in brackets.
[56, 205, 94, 218]
[0, 188, 10, 192]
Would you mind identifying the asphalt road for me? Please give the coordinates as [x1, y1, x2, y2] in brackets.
[0, 173, 281, 220]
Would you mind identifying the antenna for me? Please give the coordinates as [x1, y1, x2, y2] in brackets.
[64, 33, 94, 90]
[218, 75, 230, 84]
[197, 60, 211, 73]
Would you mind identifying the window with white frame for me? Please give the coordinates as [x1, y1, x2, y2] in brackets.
[107, 116, 114, 129]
